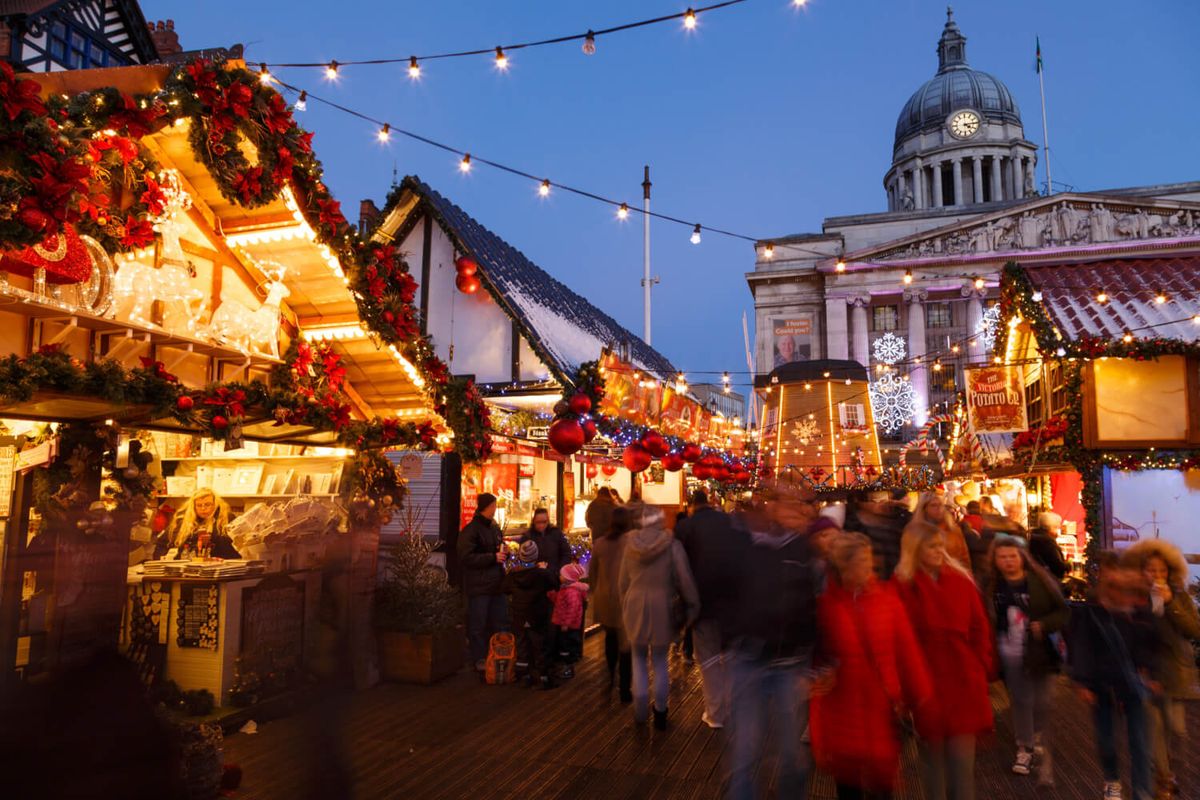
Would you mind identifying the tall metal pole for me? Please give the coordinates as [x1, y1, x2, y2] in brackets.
[642, 165, 652, 344]
[1037, 45, 1052, 194]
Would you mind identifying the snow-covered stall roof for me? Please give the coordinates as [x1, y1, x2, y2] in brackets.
[391, 176, 678, 383]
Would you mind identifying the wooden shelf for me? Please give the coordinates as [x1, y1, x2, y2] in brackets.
[158, 493, 341, 501]
[161, 456, 350, 464]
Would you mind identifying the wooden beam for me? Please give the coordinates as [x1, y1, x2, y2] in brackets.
[341, 378, 374, 421]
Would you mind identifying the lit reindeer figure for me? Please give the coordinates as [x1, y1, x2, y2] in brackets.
[207, 264, 290, 358]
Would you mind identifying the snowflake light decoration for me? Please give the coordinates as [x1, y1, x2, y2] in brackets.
[792, 418, 820, 445]
[872, 332, 907, 365]
[975, 304, 1001, 353]
[869, 371, 915, 434]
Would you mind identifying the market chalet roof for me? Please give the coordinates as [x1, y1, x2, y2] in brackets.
[379, 176, 678, 384]
[1015, 255, 1200, 344]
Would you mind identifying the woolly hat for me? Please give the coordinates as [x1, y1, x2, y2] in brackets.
[518, 539, 539, 563]
[560, 562, 587, 584]
[476, 493, 497, 514]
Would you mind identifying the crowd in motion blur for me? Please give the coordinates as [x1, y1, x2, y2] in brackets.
[457, 483, 1200, 800]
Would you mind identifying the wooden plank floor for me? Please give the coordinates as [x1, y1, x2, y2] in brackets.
[224, 635, 1199, 799]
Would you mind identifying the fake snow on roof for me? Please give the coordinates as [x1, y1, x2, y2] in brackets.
[401, 176, 678, 380]
[1020, 256, 1200, 343]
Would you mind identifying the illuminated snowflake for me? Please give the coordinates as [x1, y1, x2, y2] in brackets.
[976, 304, 1001, 353]
[791, 418, 820, 445]
[869, 372, 915, 434]
[872, 332, 907, 365]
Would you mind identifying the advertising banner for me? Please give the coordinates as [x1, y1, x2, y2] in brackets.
[772, 315, 813, 368]
[965, 366, 1029, 434]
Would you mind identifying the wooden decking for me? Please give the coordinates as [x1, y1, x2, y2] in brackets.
[224, 635, 1198, 799]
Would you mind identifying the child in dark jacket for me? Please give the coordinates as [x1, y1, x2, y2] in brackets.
[501, 540, 558, 689]
[551, 562, 589, 678]
[1067, 552, 1161, 800]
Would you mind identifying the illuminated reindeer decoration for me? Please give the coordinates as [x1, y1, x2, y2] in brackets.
[206, 263, 290, 358]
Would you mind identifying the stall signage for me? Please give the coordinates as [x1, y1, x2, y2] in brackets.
[15, 439, 55, 473]
[526, 427, 549, 441]
[965, 366, 1029, 434]
[488, 436, 514, 454]
[515, 444, 539, 457]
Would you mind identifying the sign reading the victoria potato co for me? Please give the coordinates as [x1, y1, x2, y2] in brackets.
[240, 574, 305, 676]
[965, 366, 1029, 434]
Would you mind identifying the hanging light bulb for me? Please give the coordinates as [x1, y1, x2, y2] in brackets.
[1031, 290, 1043, 302]
[675, 372, 687, 393]
[1154, 289, 1168, 305]
[1056, 347, 1067, 356]
[951, 344, 960, 354]
[582, 31, 596, 55]
[974, 276, 985, 290]
[763, 242, 774, 259]
[376, 123, 390, 143]
[408, 56, 421, 79]
[617, 203, 629, 220]
[459, 153, 472, 173]
[1095, 289, 1109, 304]
[1192, 314, 1200, 325]
[691, 224, 702, 245]
[258, 63, 272, 84]
[295, 91, 307, 111]
[494, 46, 509, 70]
[1122, 331, 1133, 344]
[683, 8, 697, 29]
[325, 60, 340, 80]
[835, 258, 846, 272]
[903, 269, 914, 285]
[793, 0, 808, 6]
[538, 179, 551, 197]
[933, 359, 943, 372]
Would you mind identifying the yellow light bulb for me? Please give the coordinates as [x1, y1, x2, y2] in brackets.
[683, 8, 697, 29]
[325, 60, 340, 80]
[539, 179, 551, 197]
[459, 153, 472, 173]
[495, 47, 509, 70]
[408, 57, 421, 78]
[617, 203, 629, 220]
[377, 123, 390, 143]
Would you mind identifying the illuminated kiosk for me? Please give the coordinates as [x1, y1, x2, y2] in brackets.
[759, 360, 884, 487]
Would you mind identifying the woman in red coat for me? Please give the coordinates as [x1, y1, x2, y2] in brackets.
[894, 522, 995, 800]
[811, 532, 933, 799]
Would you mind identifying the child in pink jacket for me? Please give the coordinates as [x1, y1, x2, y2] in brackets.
[551, 562, 589, 678]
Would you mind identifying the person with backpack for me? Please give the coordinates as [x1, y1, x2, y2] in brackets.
[457, 493, 509, 672]
[501, 540, 558, 689]
[618, 503, 700, 730]
[726, 492, 821, 800]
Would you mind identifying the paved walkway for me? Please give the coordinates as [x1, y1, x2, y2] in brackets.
[223, 636, 1198, 799]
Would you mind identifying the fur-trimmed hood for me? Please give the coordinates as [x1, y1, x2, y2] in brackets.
[1121, 538, 1190, 588]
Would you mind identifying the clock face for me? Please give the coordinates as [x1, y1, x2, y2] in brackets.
[948, 110, 981, 139]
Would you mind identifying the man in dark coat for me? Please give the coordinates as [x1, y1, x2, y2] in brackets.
[1028, 511, 1070, 581]
[844, 490, 910, 579]
[457, 494, 509, 670]
[676, 490, 748, 728]
[518, 508, 571, 578]
[585, 487, 615, 546]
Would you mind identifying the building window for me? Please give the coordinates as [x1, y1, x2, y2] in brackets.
[838, 403, 867, 430]
[1026, 371, 1045, 425]
[48, 24, 115, 69]
[1047, 361, 1067, 415]
[872, 305, 898, 332]
[48, 22, 67, 61]
[926, 302, 952, 328]
[931, 367, 957, 393]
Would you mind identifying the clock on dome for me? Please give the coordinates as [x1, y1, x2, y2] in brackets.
[947, 110, 981, 139]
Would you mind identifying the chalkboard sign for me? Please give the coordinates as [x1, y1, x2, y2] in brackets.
[176, 583, 219, 649]
[240, 574, 305, 676]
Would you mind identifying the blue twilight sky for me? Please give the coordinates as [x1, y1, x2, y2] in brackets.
[170, 0, 1200, 390]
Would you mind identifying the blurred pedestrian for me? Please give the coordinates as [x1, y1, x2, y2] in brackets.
[677, 489, 748, 729]
[586, 486, 616, 548]
[811, 532, 932, 799]
[844, 490, 910, 578]
[1028, 511, 1070, 582]
[591, 505, 633, 701]
[1067, 551, 1160, 800]
[894, 522, 994, 800]
[618, 504, 700, 730]
[1122, 540, 1200, 799]
[551, 562, 589, 679]
[502, 540, 558, 689]
[457, 493, 509, 671]
[905, 494, 971, 571]
[726, 494, 821, 800]
[984, 534, 1069, 785]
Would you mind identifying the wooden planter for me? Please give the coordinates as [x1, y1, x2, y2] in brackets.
[378, 628, 463, 684]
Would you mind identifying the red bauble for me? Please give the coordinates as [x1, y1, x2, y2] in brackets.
[568, 393, 592, 415]
[455, 273, 480, 294]
[601, 463, 618, 477]
[548, 417, 585, 456]
[211, 415, 229, 430]
[454, 255, 478, 276]
[622, 443, 652, 473]
[176, 395, 194, 411]
[582, 419, 598, 442]
[151, 511, 170, 533]
[681, 443, 703, 463]
[585, 463, 599, 479]
[641, 431, 669, 458]
[692, 464, 712, 480]
[734, 470, 752, 483]
[662, 452, 685, 472]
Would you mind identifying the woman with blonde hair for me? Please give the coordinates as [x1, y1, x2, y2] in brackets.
[894, 522, 994, 800]
[1121, 539, 1200, 798]
[161, 488, 239, 560]
[906, 493, 971, 571]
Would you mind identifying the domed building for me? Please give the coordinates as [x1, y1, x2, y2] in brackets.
[885, 9, 1038, 211]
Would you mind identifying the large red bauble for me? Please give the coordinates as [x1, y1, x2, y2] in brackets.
[641, 431, 669, 458]
[714, 465, 732, 482]
[582, 419, 598, 442]
[211, 415, 229, 430]
[681, 443, 703, 463]
[568, 393, 592, 415]
[455, 273, 480, 294]
[454, 255, 478, 276]
[734, 470, 752, 483]
[601, 463, 618, 477]
[622, 443, 652, 473]
[548, 417, 585, 456]
[176, 395, 194, 411]
[661, 452, 685, 472]
[585, 463, 599, 479]
[692, 464, 712, 480]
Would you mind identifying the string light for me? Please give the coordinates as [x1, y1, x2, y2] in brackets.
[1031, 290, 1043, 302]
[617, 202, 629, 220]
[408, 56, 421, 79]
[494, 46, 509, 70]
[1122, 331, 1133, 343]
[835, 258, 846, 272]
[583, 31, 596, 55]
[903, 269, 914, 285]
[1154, 290, 1168, 305]
[973, 276, 985, 290]
[683, 8, 697, 29]
[459, 153, 472, 173]
[258, 63, 272, 85]
[1095, 289, 1109, 304]
[675, 372, 687, 393]
[763, 242, 774, 259]
[691, 224, 702, 245]
[792, 0, 808, 6]
[951, 344, 960, 354]
[295, 91, 307, 111]
[538, 179, 551, 197]
[377, 123, 391, 143]
[933, 359, 943, 372]
[325, 61, 340, 80]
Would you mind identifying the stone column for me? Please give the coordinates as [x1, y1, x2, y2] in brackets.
[897, 171, 907, 209]
[972, 156, 984, 203]
[1011, 149, 1023, 199]
[1026, 158, 1037, 196]
[931, 161, 944, 208]
[951, 158, 963, 206]
[961, 283, 986, 363]
[825, 296, 849, 360]
[849, 296, 870, 368]
[905, 288, 929, 426]
[913, 158, 924, 209]
[990, 155, 1003, 202]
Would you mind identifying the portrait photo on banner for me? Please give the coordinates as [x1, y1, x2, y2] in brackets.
[771, 314, 813, 368]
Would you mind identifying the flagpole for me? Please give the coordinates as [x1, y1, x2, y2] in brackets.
[1037, 38, 1052, 194]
